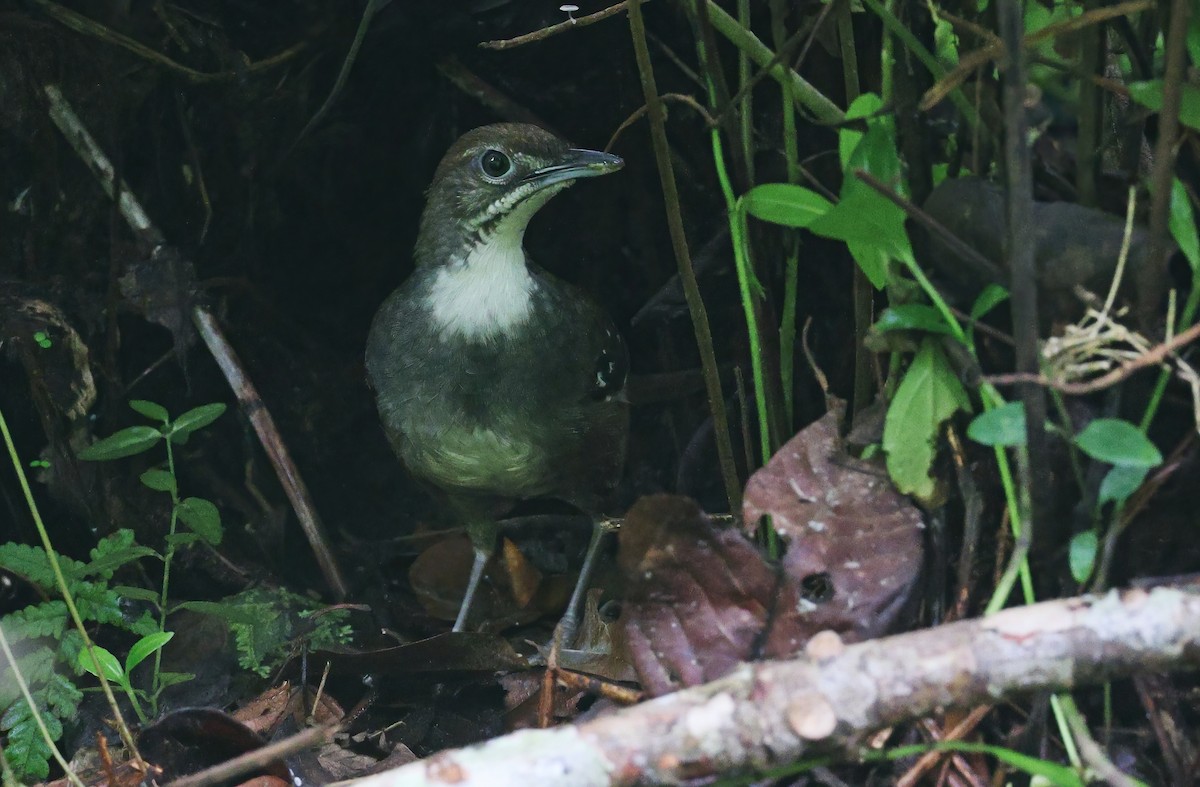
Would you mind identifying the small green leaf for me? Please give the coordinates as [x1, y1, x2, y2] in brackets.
[1127, 80, 1200, 131]
[839, 93, 884, 170]
[970, 284, 1010, 320]
[33, 330, 52, 349]
[740, 184, 833, 228]
[1098, 464, 1150, 506]
[886, 741, 1085, 787]
[125, 631, 174, 673]
[168, 403, 227, 441]
[873, 304, 953, 335]
[1075, 419, 1162, 467]
[1168, 178, 1199, 274]
[139, 468, 177, 493]
[156, 671, 196, 689]
[77, 426, 162, 461]
[164, 532, 204, 549]
[176, 497, 223, 545]
[883, 339, 972, 501]
[113, 585, 164, 603]
[967, 402, 1027, 447]
[128, 399, 169, 422]
[78, 645, 124, 683]
[1069, 530, 1097, 584]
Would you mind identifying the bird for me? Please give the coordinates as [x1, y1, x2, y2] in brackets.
[365, 123, 629, 639]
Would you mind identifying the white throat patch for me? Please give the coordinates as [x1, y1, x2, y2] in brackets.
[426, 185, 566, 341]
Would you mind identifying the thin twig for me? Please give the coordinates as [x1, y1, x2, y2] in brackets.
[165, 723, 338, 787]
[984, 319, 1200, 395]
[479, 0, 647, 50]
[604, 93, 717, 154]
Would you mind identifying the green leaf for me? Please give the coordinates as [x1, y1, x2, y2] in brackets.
[970, 284, 1010, 320]
[1069, 530, 1097, 584]
[1127, 80, 1200, 132]
[77, 645, 124, 683]
[1075, 419, 1162, 467]
[740, 184, 833, 228]
[176, 497, 223, 545]
[156, 671, 196, 689]
[1168, 178, 1199, 274]
[168, 403, 227, 441]
[967, 402, 1027, 447]
[77, 426, 162, 461]
[112, 585, 164, 604]
[846, 239, 892, 289]
[164, 532, 204, 549]
[128, 399, 169, 422]
[125, 631, 174, 673]
[139, 468, 177, 493]
[1098, 464, 1150, 506]
[873, 304, 953, 335]
[883, 339, 972, 501]
[85, 530, 157, 579]
[839, 93, 884, 170]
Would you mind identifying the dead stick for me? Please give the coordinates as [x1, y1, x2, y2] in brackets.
[479, 0, 649, 50]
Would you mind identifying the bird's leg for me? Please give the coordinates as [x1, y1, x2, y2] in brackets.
[453, 520, 497, 633]
[555, 517, 615, 646]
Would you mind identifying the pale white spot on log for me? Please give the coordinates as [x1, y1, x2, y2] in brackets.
[787, 693, 837, 740]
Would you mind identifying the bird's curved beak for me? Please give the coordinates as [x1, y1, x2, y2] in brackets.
[524, 148, 624, 190]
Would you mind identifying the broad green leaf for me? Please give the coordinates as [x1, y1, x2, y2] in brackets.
[970, 284, 1010, 320]
[883, 339, 971, 501]
[128, 399, 168, 422]
[78, 644, 124, 683]
[139, 468, 176, 493]
[839, 93, 884, 170]
[846, 240, 892, 289]
[176, 497, 223, 545]
[1098, 464, 1150, 505]
[125, 631, 174, 673]
[169, 403, 227, 440]
[741, 184, 833, 228]
[77, 426, 162, 461]
[967, 401, 1027, 447]
[1069, 530, 1097, 584]
[873, 304, 953, 335]
[1127, 80, 1200, 132]
[1168, 178, 1199, 274]
[1075, 419, 1162, 467]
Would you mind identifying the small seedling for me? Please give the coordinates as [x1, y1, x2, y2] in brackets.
[77, 632, 182, 724]
[33, 331, 51, 349]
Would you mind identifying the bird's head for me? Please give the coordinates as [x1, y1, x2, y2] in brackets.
[415, 123, 623, 266]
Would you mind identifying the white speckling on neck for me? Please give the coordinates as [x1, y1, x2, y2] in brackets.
[426, 184, 567, 341]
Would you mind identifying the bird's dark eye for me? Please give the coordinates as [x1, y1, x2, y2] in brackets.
[480, 149, 512, 179]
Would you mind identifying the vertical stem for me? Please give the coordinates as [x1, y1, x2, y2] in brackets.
[737, 0, 755, 186]
[627, 0, 743, 511]
[152, 431, 181, 711]
[838, 0, 875, 425]
[1075, 2, 1103, 207]
[769, 0, 800, 431]
[998, 0, 1048, 574]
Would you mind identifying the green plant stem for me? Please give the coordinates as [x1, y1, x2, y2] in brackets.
[769, 0, 801, 430]
[152, 432, 180, 711]
[0, 626, 86, 787]
[1140, 282, 1200, 430]
[627, 0, 743, 511]
[892, 255, 1035, 607]
[702, 0, 845, 125]
[0, 405, 143, 763]
[737, 0, 754, 185]
[119, 677, 147, 725]
[1050, 694, 1084, 770]
[837, 0, 875, 424]
[858, 0, 981, 129]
